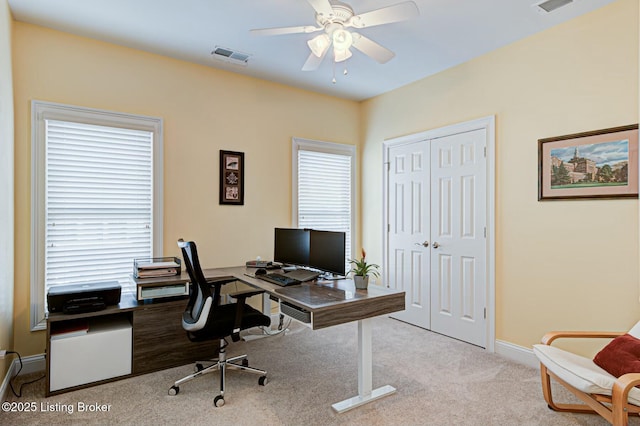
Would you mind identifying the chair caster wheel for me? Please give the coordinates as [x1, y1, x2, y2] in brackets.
[214, 395, 225, 407]
[242, 359, 249, 367]
[258, 375, 268, 386]
[168, 386, 179, 396]
[195, 363, 204, 373]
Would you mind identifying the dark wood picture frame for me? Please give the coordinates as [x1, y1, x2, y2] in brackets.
[538, 124, 638, 201]
[219, 150, 244, 205]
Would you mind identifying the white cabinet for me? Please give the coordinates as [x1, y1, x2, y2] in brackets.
[49, 316, 132, 392]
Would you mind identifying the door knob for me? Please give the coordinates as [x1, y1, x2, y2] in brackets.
[414, 241, 429, 247]
[432, 242, 440, 249]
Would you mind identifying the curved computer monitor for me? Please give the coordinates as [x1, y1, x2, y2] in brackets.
[309, 230, 346, 277]
[273, 228, 310, 267]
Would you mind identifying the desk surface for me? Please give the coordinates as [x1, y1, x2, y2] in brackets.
[133, 266, 405, 330]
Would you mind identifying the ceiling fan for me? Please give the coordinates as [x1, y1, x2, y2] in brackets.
[250, 0, 420, 72]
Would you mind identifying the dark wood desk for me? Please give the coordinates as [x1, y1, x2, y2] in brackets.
[48, 266, 405, 412]
[214, 266, 404, 328]
[204, 266, 405, 412]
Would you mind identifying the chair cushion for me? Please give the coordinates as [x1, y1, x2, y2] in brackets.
[533, 344, 640, 406]
[188, 304, 271, 342]
[594, 334, 640, 378]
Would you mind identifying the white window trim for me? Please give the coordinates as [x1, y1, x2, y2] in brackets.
[292, 137, 356, 260]
[30, 100, 164, 330]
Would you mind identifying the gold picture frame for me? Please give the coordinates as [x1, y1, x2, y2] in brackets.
[538, 125, 638, 201]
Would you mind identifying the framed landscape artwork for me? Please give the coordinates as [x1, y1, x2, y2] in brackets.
[219, 150, 244, 205]
[538, 125, 639, 201]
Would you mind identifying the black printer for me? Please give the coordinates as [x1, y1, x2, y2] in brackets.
[47, 281, 122, 314]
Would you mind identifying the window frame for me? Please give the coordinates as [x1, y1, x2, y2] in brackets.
[30, 100, 163, 330]
[292, 137, 356, 267]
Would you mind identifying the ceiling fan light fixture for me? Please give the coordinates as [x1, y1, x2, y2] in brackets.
[252, 0, 420, 72]
[332, 29, 353, 51]
[307, 34, 331, 57]
[334, 48, 352, 63]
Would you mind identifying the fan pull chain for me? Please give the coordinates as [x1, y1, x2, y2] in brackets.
[331, 60, 349, 84]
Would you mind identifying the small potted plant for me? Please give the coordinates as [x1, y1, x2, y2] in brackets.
[349, 249, 380, 290]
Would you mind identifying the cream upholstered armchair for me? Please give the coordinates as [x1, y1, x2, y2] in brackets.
[533, 321, 640, 426]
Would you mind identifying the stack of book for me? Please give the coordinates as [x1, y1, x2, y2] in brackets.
[134, 257, 181, 279]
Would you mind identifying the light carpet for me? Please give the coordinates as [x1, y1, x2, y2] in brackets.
[3, 316, 638, 425]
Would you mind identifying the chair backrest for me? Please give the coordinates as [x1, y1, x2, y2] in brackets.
[178, 239, 220, 332]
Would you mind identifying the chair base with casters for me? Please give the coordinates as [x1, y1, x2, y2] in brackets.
[168, 337, 268, 407]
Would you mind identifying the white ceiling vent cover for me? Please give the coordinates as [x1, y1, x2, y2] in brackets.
[211, 46, 251, 66]
[533, 0, 574, 14]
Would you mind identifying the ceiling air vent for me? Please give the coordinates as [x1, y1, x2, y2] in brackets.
[211, 46, 251, 66]
[533, 0, 574, 14]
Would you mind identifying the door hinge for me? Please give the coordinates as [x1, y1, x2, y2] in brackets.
[385, 161, 390, 171]
[483, 146, 487, 157]
[484, 308, 486, 319]
[484, 227, 486, 238]
[387, 223, 391, 233]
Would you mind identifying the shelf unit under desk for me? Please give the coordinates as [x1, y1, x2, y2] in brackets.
[46, 294, 217, 396]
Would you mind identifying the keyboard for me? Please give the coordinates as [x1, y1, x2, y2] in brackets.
[257, 272, 301, 287]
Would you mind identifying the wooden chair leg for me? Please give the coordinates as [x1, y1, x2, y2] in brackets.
[612, 377, 635, 426]
[539, 364, 598, 414]
[540, 364, 558, 410]
[611, 407, 629, 426]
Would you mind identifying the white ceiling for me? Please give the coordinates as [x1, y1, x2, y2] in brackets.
[8, 0, 618, 101]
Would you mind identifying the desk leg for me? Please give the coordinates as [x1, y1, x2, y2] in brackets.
[262, 293, 271, 315]
[331, 318, 396, 413]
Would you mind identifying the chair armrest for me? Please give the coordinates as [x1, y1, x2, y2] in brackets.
[541, 331, 624, 345]
[228, 289, 265, 300]
[612, 373, 640, 409]
[206, 276, 237, 286]
[229, 288, 266, 342]
[204, 277, 237, 307]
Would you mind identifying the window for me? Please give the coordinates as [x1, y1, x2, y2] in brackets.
[292, 138, 355, 275]
[31, 101, 163, 330]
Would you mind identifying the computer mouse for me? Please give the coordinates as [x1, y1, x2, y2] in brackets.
[255, 268, 267, 275]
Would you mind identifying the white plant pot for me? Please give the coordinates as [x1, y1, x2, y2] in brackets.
[354, 275, 369, 290]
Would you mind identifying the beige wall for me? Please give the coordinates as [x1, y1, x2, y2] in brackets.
[0, 0, 14, 377]
[361, 0, 639, 351]
[12, 22, 360, 356]
[9, 0, 639, 360]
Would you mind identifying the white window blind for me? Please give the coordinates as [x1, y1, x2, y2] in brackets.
[293, 138, 355, 274]
[45, 120, 153, 292]
[31, 101, 163, 330]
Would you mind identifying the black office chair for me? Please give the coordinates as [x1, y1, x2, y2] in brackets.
[168, 239, 271, 407]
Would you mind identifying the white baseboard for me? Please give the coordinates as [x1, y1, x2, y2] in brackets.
[495, 340, 539, 369]
[0, 353, 46, 401]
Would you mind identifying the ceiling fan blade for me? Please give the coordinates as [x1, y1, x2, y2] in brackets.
[349, 1, 419, 29]
[250, 25, 321, 36]
[351, 33, 395, 64]
[306, 0, 334, 17]
[302, 46, 329, 71]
